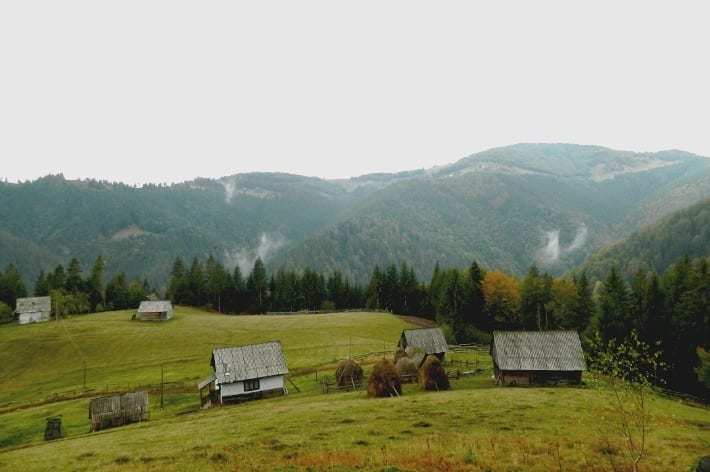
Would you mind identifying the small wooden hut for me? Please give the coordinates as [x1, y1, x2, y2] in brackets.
[44, 416, 65, 440]
[137, 300, 173, 321]
[398, 327, 449, 364]
[490, 331, 586, 386]
[89, 391, 149, 431]
[16, 296, 51, 325]
[199, 341, 289, 407]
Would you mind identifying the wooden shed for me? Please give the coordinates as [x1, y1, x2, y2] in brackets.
[16, 296, 51, 325]
[199, 341, 289, 407]
[398, 327, 449, 364]
[490, 331, 586, 386]
[89, 391, 149, 431]
[137, 300, 173, 321]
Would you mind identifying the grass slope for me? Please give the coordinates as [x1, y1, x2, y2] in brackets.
[1, 309, 708, 471]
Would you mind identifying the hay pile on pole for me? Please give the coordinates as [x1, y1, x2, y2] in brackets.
[366, 358, 402, 398]
[420, 355, 450, 391]
[395, 357, 419, 383]
[335, 358, 363, 387]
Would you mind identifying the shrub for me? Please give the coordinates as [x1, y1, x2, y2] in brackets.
[335, 358, 363, 387]
[420, 355, 450, 391]
[366, 358, 402, 398]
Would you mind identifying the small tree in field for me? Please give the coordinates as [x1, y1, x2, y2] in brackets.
[587, 330, 665, 472]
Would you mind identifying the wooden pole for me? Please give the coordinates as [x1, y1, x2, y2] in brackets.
[160, 365, 164, 410]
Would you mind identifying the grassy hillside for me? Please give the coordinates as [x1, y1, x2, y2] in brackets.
[1, 310, 708, 471]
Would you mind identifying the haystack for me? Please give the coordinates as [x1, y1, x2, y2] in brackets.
[395, 357, 419, 383]
[366, 358, 402, 398]
[335, 358, 363, 387]
[393, 347, 407, 365]
[420, 355, 450, 391]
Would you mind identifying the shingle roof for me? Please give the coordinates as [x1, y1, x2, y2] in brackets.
[137, 301, 172, 313]
[15, 296, 51, 314]
[491, 331, 586, 371]
[401, 328, 449, 354]
[211, 341, 288, 384]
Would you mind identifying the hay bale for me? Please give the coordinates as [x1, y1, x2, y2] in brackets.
[393, 347, 407, 365]
[366, 358, 402, 398]
[335, 358, 363, 387]
[395, 357, 419, 383]
[420, 355, 450, 391]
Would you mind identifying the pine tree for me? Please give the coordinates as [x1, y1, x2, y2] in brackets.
[595, 266, 632, 343]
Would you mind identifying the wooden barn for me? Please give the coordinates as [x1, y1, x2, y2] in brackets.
[199, 341, 289, 408]
[490, 331, 586, 386]
[15, 296, 51, 325]
[137, 300, 173, 321]
[89, 391, 149, 431]
[398, 327, 449, 365]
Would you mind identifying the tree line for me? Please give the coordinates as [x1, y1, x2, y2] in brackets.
[0, 253, 708, 394]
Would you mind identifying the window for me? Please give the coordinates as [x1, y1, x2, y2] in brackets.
[244, 379, 260, 392]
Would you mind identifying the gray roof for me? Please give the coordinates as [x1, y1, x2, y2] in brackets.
[15, 296, 51, 314]
[491, 331, 587, 372]
[401, 328, 449, 354]
[211, 341, 288, 384]
[137, 300, 172, 313]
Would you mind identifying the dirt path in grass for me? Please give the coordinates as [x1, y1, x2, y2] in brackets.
[396, 315, 437, 328]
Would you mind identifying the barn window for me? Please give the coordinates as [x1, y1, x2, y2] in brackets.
[244, 379, 260, 392]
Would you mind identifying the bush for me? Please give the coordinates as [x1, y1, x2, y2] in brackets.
[335, 358, 363, 387]
[0, 301, 13, 325]
[420, 355, 450, 391]
[366, 358, 402, 398]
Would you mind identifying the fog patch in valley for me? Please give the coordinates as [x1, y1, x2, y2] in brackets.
[535, 224, 588, 266]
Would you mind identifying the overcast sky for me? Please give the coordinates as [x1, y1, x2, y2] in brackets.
[1, 2, 708, 185]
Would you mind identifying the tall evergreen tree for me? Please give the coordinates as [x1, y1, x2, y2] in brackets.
[86, 255, 106, 312]
[464, 260, 486, 332]
[0, 264, 27, 307]
[187, 257, 206, 307]
[65, 258, 84, 293]
[572, 270, 594, 334]
[34, 270, 49, 296]
[247, 257, 268, 313]
[595, 266, 632, 343]
[166, 257, 189, 305]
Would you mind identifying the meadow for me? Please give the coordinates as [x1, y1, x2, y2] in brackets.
[0, 308, 708, 471]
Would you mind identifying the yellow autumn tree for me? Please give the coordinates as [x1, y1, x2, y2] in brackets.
[481, 270, 520, 329]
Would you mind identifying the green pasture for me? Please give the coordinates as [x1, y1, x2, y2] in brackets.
[1, 309, 708, 471]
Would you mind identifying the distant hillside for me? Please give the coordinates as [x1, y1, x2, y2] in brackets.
[274, 144, 710, 282]
[573, 196, 710, 283]
[1, 143, 709, 290]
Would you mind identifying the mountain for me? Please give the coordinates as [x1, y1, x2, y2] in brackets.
[1, 143, 709, 290]
[272, 144, 710, 281]
[572, 196, 710, 283]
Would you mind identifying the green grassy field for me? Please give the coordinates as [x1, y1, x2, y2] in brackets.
[1, 309, 708, 471]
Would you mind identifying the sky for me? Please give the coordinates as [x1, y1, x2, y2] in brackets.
[1, 1, 709, 185]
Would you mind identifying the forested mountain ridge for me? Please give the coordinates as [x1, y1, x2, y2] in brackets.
[1, 143, 709, 290]
[274, 144, 710, 281]
[573, 196, 710, 284]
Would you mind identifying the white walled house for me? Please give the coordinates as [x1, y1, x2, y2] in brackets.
[199, 341, 289, 407]
[16, 296, 52, 325]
